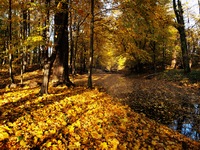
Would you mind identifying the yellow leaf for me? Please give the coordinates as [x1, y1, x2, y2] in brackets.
[52, 145, 59, 150]
[68, 142, 81, 149]
[15, 130, 22, 136]
[36, 130, 43, 138]
[67, 125, 74, 133]
[57, 140, 62, 145]
[62, 121, 67, 126]
[44, 131, 49, 136]
[91, 131, 102, 139]
[4, 125, 11, 131]
[20, 140, 27, 147]
[46, 142, 52, 147]
[47, 119, 52, 124]
[100, 142, 108, 150]
[34, 137, 38, 144]
[74, 134, 81, 141]
[49, 129, 56, 134]
[109, 138, 119, 149]
[74, 142, 81, 148]
[0, 132, 9, 140]
[152, 140, 157, 145]
[74, 120, 81, 128]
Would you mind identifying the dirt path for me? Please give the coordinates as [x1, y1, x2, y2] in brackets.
[74, 71, 200, 141]
[74, 72, 200, 104]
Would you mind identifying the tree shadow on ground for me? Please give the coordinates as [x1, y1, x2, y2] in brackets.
[0, 87, 86, 124]
[30, 95, 106, 149]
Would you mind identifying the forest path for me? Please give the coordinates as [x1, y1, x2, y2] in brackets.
[74, 71, 200, 141]
[74, 71, 200, 104]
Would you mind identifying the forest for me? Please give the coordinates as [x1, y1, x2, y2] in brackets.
[0, 0, 200, 149]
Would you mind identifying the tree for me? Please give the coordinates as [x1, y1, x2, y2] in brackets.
[88, 0, 94, 88]
[20, 1, 28, 85]
[113, 0, 174, 73]
[173, 0, 191, 73]
[40, 0, 73, 95]
[8, 0, 14, 84]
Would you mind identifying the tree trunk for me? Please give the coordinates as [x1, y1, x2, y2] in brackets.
[52, 0, 73, 87]
[40, 0, 74, 95]
[69, 0, 74, 74]
[72, 19, 80, 76]
[173, 0, 191, 73]
[21, 2, 28, 84]
[40, 7, 52, 94]
[88, 0, 94, 89]
[43, 0, 50, 60]
[162, 42, 166, 70]
[80, 41, 87, 74]
[41, 1, 73, 94]
[9, 0, 14, 84]
[40, 49, 56, 94]
[150, 41, 157, 73]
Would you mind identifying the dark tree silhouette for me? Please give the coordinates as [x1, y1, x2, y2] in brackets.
[173, 0, 191, 73]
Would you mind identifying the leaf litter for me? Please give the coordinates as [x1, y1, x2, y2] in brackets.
[0, 70, 200, 149]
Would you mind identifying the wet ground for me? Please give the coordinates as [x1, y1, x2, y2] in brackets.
[74, 71, 200, 141]
[169, 103, 200, 141]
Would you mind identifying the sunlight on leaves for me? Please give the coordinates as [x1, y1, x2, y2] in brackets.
[0, 81, 199, 149]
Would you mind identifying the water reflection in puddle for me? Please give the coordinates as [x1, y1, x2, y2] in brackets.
[169, 104, 200, 141]
[194, 104, 199, 115]
[169, 120, 200, 141]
